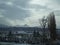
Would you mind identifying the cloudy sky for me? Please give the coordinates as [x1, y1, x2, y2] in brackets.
[0, 0, 60, 28]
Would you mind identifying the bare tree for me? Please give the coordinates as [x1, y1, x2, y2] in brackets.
[39, 16, 47, 32]
[39, 16, 48, 43]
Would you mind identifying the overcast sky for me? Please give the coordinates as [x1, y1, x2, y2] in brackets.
[0, 0, 60, 28]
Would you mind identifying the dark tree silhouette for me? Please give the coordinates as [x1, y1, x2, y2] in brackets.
[7, 31, 12, 40]
[33, 30, 40, 37]
[33, 30, 36, 37]
[8, 31, 12, 37]
[48, 12, 56, 40]
[36, 31, 40, 37]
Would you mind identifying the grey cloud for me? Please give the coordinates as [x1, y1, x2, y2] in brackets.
[0, 0, 31, 26]
[54, 10, 60, 16]
[0, 17, 11, 26]
[13, 0, 30, 7]
[0, 0, 60, 27]
[0, 0, 30, 20]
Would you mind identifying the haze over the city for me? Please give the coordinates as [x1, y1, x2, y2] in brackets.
[0, 0, 60, 28]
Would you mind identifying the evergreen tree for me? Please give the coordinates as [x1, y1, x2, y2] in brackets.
[33, 30, 36, 37]
[36, 31, 40, 37]
[48, 12, 56, 40]
[8, 31, 12, 39]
